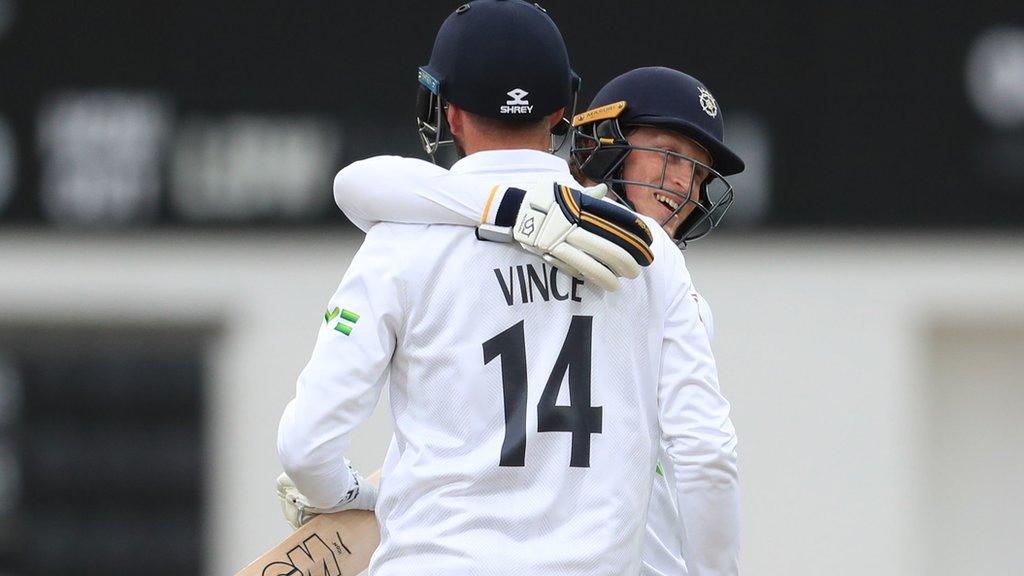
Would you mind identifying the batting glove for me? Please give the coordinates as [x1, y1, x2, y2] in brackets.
[477, 183, 655, 291]
[275, 459, 378, 530]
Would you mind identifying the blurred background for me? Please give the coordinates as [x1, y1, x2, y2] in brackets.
[0, 1, 1022, 575]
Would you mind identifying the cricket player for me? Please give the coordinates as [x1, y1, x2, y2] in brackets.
[323, 67, 744, 576]
[277, 2, 734, 575]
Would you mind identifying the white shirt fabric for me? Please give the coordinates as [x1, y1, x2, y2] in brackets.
[333, 152, 736, 576]
[278, 150, 739, 576]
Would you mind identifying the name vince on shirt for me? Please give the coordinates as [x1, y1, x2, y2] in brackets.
[493, 262, 583, 306]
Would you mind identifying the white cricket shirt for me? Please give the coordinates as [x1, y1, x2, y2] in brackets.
[333, 152, 738, 576]
[279, 150, 739, 576]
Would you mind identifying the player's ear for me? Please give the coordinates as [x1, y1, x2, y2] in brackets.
[447, 104, 464, 139]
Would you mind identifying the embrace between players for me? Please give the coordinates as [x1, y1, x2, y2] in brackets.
[276, 1, 743, 575]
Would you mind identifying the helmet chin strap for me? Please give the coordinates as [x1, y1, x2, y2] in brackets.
[549, 78, 580, 153]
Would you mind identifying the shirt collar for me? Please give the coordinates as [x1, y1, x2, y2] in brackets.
[449, 149, 571, 175]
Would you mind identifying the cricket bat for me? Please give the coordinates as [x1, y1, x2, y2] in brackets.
[235, 472, 382, 576]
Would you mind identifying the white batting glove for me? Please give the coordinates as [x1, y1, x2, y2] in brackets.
[477, 182, 655, 291]
[275, 459, 378, 530]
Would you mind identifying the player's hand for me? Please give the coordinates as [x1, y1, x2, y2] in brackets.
[275, 459, 378, 530]
[477, 183, 655, 291]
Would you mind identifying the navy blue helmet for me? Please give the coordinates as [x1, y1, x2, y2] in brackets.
[416, 0, 579, 160]
[571, 67, 745, 246]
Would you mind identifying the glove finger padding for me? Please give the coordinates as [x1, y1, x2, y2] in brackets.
[277, 472, 316, 529]
[548, 243, 619, 292]
[275, 460, 378, 531]
[565, 227, 641, 279]
[552, 185, 655, 268]
[493, 182, 655, 292]
[581, 183, 608, 200]
[541, 253, 583, 280]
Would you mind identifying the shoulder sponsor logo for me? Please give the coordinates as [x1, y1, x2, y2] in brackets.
[501, 88, 533, 114]
[325, 306, 360, 336]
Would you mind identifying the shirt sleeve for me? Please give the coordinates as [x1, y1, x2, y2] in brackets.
[691, 288, 716, 343]
[277, 225, 407, 508]
[333, 155, 510, 232]
[658, 250, 740, 576]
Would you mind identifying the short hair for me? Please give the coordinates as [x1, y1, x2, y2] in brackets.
[464, 110, 551, 139]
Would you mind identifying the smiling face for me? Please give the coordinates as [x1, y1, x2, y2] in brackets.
[618, 126, 712, 238]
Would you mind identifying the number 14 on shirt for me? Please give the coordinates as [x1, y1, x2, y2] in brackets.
[482, 315, 603, 468]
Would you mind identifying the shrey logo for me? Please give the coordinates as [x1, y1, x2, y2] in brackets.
[506, 89, 530, 105]
[501, 88, 533, 114]
[698, 86, 718, 118]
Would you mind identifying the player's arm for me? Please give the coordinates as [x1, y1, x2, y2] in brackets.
[333, 157, 655, 291]
[691, 287, 716, 342]
[657, 250, 740, 576]
[333, 156, 478, 232]
[277, 225, 406, 512]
